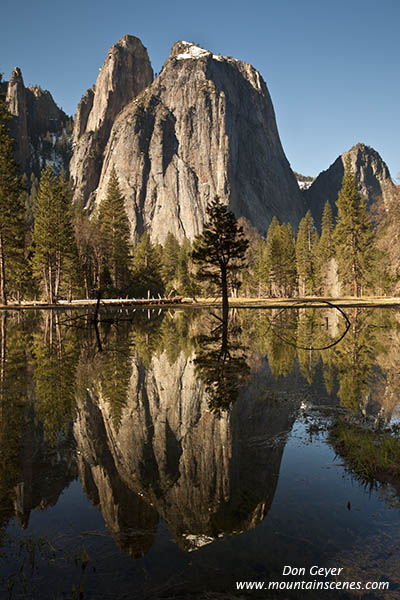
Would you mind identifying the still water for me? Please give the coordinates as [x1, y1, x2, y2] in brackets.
[0, 307, 399, 599]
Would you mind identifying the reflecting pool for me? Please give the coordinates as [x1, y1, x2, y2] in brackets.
[0, 307, 399, 599]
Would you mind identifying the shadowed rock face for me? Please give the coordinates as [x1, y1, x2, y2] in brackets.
[70, 35, 154, 208]
[13, 433, 76, 529]
[5, 68, 29, 171]
[25, 86, 67, 138]
[74, 389, 158, 558]
[8, 409, 76, 530]
[94, 41, 304, 242]
[73, 349, 296, 554]
[4, 67, 68, 174]
[304, 143, 397, 228]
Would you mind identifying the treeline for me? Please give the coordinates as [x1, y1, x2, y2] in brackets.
[293, 171, 314, 183]
[241, 157, 389, 298]
[1, 160, 390, 304]
[1, 160, 201, 303]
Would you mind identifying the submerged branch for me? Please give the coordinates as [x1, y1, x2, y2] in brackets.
[269, 299, 351, 351]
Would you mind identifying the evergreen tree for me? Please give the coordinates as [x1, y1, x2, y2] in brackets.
[0, 76, 25, 304]
[74, 203, 105, 298]
[131, 232, 164, 297]
[236, 217, 264, 297]
[317, 200, 335, 294]
[319, 201, 334, 262]
[243, 238, 267, 297]
[279, 223, 298, 296]
[192, 197, 249, 322]
[27, 173, 39, 227]
[98, 167, 131, 293]
[296, 210, 319, 295]
[32, 166, 78, 302]
[161, 232, 180, 291]
[265, 219, 297, 297]
[334, 157, 375, 296]
[375, 187, 400, 294]
[173, 238, 198, 297]
[264, 217, 280, 296]
[176, 244, 192, 295]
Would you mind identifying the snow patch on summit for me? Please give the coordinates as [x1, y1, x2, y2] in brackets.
[176, 41, 224, 62]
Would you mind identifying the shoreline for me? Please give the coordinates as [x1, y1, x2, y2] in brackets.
[1, 296, 400, 311]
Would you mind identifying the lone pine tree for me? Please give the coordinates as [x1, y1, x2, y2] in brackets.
[98, 167, 131, 293]
[0, 76, 25, 305]
[192, 197, 249, 322]
[334, 157, 375, 296]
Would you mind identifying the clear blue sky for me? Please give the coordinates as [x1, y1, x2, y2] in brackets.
[1, 0, 399, 179]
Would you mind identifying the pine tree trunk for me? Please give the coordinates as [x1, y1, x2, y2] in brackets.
[0, 312, 6, 389]
[352, 263, 358, 297]
[48, 264, 54, 304]
[221, 265, 229, 324]
[0, 234, 7, 306]
[221, 312, 228, 353]
[84, 272, 89, 299]
[54, 252, 61, 301]
[351, 231, 358, 297]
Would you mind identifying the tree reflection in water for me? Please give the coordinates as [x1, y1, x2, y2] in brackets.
[194, 316, 250, 415]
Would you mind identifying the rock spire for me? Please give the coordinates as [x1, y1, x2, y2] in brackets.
[70, 34, 154, 207]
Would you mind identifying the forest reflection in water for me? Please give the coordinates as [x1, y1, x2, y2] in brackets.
[0, 306, 400, 598]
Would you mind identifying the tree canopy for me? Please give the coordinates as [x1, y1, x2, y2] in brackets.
[98, 167, 131, 293]
[32, 166, 78, 302]
[192, 197, 249, 321]
[334, 157, 375, 296]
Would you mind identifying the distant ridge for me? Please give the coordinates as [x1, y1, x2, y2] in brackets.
[303, 143, 396, 228]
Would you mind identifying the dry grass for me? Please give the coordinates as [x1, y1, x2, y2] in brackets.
[2, 296, 400, 311]
[330, 421, 400, 482]
[194, 296, 400, 309]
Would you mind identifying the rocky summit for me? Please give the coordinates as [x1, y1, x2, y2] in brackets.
[304, 143, 397, 228]
[4, 67, 68, 175]
[70, 35, 154, 208]
[72, 38, 304, 242]
[8, 35, 396, 245]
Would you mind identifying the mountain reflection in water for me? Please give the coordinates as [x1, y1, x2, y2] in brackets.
[0, 307, 400, 598]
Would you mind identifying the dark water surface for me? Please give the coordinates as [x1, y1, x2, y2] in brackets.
[0, 307, 399, 599]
